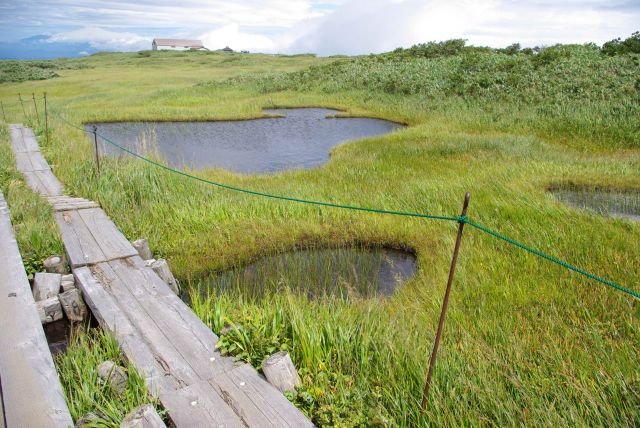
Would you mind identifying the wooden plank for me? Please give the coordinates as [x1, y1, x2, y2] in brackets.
[22, 171, 50, 196]
[89, 261, 200, 388]
[55, 210, 106, 267]
[210, 364, 313, 428]
[47, 196, 100, 211]
[26, 151, 51, 171]
[111, 257, 236, 378]
[0, 192, 73, 427]
[9, 127, 27, 153]
[74, 266, 173, 395]
[19, 129, 40, 152]
[34, 170, 63, 196]
[77, 208, 138, 261]
[51, 201, 101, 212]
[160, 381, 245, 428]
[127, 256, 223, 356]
[13, 152, 33, 172]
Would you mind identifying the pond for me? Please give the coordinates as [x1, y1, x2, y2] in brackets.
[196, 246, 417, 300]
[551, 188, 640, 221]
[86, 108, 402, 174]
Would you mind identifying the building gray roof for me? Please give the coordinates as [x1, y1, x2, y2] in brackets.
[153, 39, 204, 48]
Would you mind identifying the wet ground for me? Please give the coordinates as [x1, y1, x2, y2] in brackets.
[197, 246, 417, 300]
[551, 189, 640, 221]
[87, 108, 402, 174]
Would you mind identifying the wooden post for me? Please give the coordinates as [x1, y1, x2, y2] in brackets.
[43, 92, 49, 145]
[93, 125, 101, 174]
[421, 192, 470, 410]
[262, 351, 301, 393]
[1, 100, 6, 122]
[18, 93, 26, 119]
[44, 254, 68, 274]
[31, 93, 41, 127]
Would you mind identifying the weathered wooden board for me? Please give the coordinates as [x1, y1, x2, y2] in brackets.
[34, 169, 64, 196]
[22, 171, 50, 196]
[160, 381, 245, 427]
[26, 150, 51, 171]
[78, 208, 138, 261]
[55, 209, 107, 267]
[109, 258, 236, 379]
[121, 404, 167, 428]
[211, 364, 314, 427]
[90, 261, 200, 387]
[48, 196, 100, 211]
[74, 266, 171, 394]
[18, 128, 40, 152]
[0, 192, 73, 427]
[55, 208, 137, 267]
[13, 151, 34, 172]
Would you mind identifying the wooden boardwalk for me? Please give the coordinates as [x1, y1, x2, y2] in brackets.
[0, 190, 74, 428]
[9, 124, 313, 427]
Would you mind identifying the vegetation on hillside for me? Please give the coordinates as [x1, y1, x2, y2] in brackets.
[0, 35, 638, 426]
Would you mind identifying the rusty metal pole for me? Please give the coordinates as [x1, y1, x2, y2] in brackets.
[43, 92, 49, 145]
[92, 125, 101, 174]
[31, 93, 41, 127]
[421, 192, 470, 410]
[18, 93, 26, 119]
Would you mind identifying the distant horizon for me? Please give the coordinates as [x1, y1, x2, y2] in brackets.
[1, 0, 638, 60]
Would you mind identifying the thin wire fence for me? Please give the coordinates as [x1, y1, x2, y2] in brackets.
[8, 97, 640, 299]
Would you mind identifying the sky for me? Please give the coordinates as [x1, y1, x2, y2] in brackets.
[0, 0, 638, 59]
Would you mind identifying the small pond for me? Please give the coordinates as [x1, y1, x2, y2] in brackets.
[197, 246, 417, 300]
[86, 108, 402, 174]
[551, 188, 640, 221]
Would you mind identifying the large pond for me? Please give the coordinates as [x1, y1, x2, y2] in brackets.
[551, 188, 640, 221]
[87, 108, 402, 174]
[196, 246, 417, 300]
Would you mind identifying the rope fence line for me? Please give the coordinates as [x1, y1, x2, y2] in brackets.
[10, 98, 640, 300]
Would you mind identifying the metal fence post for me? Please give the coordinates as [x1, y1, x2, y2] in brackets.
[43, 92, 49, 145]
[93, 125, 101, 174]
[32, 93, 41, 127]
[18, 93, 26, 119]
[1, 101, 5, 122]
[421, 192, 470, 410]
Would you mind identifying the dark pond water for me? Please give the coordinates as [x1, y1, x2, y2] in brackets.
[87, 108, 402, 174]
[552, 189, 640, 221]
[197, 246, 417, 300]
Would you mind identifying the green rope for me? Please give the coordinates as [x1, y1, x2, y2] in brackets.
[463, 219, 640, 299]
[47, 108, 639, 299]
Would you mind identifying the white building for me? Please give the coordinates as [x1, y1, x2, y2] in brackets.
[152, 39, 207, 51]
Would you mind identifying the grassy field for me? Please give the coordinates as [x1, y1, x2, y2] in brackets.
[0, 44, 639, 426]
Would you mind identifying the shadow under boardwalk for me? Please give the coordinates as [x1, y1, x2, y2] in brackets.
[8, 124, 313, 427]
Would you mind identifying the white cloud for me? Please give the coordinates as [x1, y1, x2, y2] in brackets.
[48, 27, 151, 51]
[285, 0, 640, 55]
[199, 24, 277, 52]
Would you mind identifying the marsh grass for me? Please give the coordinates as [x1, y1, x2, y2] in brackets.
[0, 48, 639, 426]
